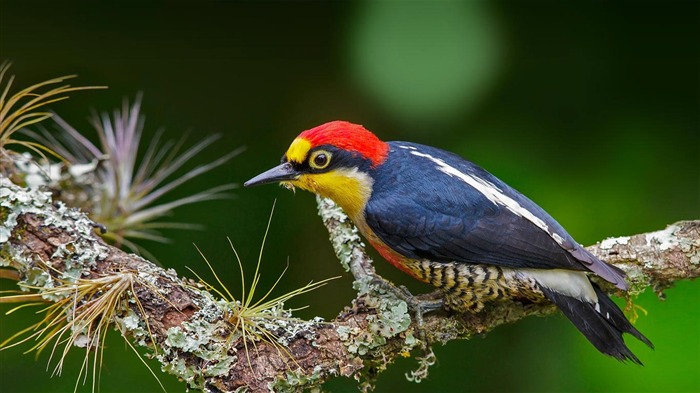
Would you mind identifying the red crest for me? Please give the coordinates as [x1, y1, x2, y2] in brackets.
[298, 121, 389, 167]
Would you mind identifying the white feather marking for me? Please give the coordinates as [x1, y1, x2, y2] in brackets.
[409, 150, 567, 246]
[606, 312, 610, 319]
[595, 302, 601, 312]
[399, 145, 417, 150]
[512, 268, 598, 303]
[552, 233, 565, 244]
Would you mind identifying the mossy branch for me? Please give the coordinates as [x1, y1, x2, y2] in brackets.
[0, 176, 698, 392]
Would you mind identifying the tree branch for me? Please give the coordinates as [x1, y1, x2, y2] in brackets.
[1, 177, 698, 392]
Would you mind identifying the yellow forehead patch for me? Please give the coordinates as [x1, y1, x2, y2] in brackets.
[285, 138, 312, 163]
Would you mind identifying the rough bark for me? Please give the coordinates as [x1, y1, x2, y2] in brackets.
[0, 177, 698, 392]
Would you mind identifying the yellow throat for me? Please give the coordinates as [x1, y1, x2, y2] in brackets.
[287, 168, 373, 219]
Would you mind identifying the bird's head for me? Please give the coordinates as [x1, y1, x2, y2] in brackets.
[244, 121, 389, 218]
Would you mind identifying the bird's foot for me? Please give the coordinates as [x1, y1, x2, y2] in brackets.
[368, 275, 443, 326]
[367, 274, 441, 380]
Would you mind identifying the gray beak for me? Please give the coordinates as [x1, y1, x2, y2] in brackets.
[244, 162, 300, 187]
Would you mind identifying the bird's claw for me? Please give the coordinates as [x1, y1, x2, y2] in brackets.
[368, 275, 443, 325]
[367, 274, 442, 367]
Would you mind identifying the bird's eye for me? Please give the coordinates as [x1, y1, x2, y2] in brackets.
[309, 150, 332, 170]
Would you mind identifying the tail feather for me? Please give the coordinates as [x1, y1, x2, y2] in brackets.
[570, 247, 629, 290]
[540, 282, 653, 364]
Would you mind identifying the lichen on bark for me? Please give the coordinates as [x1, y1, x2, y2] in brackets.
[0, 177, 698, 392]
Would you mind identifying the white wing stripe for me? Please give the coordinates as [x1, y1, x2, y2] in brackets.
[409, 150, 566, 246]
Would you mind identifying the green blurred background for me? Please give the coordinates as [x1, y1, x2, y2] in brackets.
[1, 1, 698, 392]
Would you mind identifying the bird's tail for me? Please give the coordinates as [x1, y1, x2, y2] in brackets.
[540, 282, 653, 364]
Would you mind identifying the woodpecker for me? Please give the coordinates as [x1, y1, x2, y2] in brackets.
[245, 121, 652, 363]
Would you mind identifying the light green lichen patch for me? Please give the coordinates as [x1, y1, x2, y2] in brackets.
[403, 331, 418, 346]
[318, 195, 420, 383]
[204, 355, 237, 378]
[645, 227, 678, 254]
[646, 223, 699, 252]
[164, 314, 231, 362]
[120, 309, 142, 330]
[112, 303, 158, 349]
[156, 293, 328, 390]
[317, 197, 413, 346]
[366, 298, 410, 339]
[162, 297, 229, 348]
[599, 236, 630, 249]
[644, 223, 700, 268]
[269, 365, 327, 393]
[158, 305, 235, 389]
[157, 293, 330, 391]
[157, 288, 320, 386]
[0, 178, 52, 243]
[623, 269, 651, 297]
[316, 196, 366, 273]
[336, 292, 412, 357]
[0, 178, 109, 287]
[162, 357, 202, 388]
[0, 220, 12, 246]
